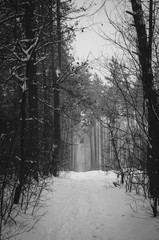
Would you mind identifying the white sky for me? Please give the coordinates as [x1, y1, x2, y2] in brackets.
[72, 0, 121, 61]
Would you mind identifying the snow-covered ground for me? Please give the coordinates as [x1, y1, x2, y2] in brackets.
[17, 171, 159, 240]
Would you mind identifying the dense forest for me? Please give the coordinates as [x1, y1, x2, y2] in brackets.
[1, 0, 159, 239]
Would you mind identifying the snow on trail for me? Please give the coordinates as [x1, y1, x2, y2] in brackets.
[20, 171, 159, 240]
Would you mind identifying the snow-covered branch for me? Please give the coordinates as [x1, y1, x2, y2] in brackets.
[13, 37, 39, 62]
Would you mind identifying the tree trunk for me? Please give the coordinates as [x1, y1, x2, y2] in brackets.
[51, 0, 61, 176]
[14, 89, 26, 204]
[25, 0, 38, 181]
[130, 0, 159, 216]
[14, 0, 38, 204]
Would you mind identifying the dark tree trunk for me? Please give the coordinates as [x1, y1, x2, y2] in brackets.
[52, 71, 60, 176]
[14, 0, 38, 203]
[50, 0, 61, 176]
[130, 0, 159, 216]
[25, 0, 38, 180]
[14, 89, 26, 204]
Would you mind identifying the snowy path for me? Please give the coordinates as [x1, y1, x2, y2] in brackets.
[20, 171, 159, 240]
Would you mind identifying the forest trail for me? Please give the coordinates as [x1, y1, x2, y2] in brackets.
[20, 171, 158, 240]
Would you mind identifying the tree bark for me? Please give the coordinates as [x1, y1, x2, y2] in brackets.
[14, 89, 26, 204]
[14, 0, 38, 203]
[130, 0, 159, 216]
[25, 0, 38, 180]
[51, 0, 61, 176]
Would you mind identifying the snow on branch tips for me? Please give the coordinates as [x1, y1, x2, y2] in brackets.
[12, 68, 28, 92]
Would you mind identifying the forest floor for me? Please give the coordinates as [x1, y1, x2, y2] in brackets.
[14, 171, 159, 240]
